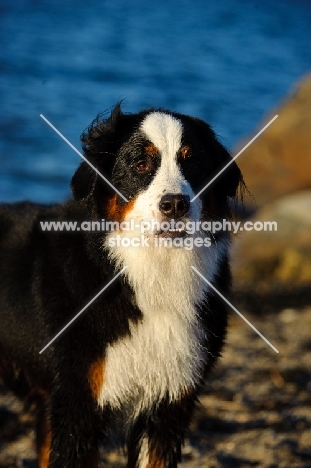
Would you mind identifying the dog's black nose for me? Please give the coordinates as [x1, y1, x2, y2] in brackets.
[159, 194, 190, 219]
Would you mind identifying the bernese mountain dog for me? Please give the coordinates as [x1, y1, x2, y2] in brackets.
[0, 104, 242, 467]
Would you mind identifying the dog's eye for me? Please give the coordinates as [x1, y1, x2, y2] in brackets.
[136, 160, 150, 172]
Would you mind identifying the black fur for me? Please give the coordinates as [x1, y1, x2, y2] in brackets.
[0, 105, 242, 467]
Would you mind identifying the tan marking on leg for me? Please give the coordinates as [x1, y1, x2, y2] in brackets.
[36, 401, 51, 468]
[137, 438, 165, 468]
[146, 449, 166, 468]
[38, 429, 51, 468]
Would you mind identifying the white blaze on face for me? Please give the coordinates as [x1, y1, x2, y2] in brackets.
[126, 112, 201, 229]
[142, 112, 183, 178]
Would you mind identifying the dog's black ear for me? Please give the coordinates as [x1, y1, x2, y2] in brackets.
[70, 162, 96, 200]
[81, 103, 123, 162]
[214, 141, 243, 197]
[71, 104, 124, 200]
[189, 116, 243, 198]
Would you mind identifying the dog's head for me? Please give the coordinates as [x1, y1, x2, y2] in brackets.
[71, 104, 243, 240]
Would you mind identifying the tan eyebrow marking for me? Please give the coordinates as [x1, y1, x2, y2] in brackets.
[180, 145, 191, 159]
[145, 144, 159, 157]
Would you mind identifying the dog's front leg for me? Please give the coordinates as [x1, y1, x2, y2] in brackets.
[47, 379, 101, 468]
[127, 393, 197, 468]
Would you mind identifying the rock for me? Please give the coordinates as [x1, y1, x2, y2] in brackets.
[231, 191, 311, 307]
[234, 74, 311, 208]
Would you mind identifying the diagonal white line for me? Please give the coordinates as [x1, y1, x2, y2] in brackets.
[40, 114, 129, 202]
[191, 266, 279, 353]
[39, 266, 128, 354]
[191, 114, 278, 202]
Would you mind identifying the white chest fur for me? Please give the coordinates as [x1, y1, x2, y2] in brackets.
[98, 237, 226, 418]
[97, 303, 203, 418]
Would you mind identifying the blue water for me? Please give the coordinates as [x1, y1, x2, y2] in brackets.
[1, 0, 311, 203]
